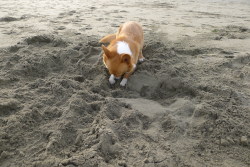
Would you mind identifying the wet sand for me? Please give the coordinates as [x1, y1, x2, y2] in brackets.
[0, 0, 250, 166]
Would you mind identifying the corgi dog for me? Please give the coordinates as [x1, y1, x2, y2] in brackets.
[99, 21, 144, 86]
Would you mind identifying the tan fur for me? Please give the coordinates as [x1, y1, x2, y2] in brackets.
[100, 21, 144, 84]
[99, 34, 116, 43]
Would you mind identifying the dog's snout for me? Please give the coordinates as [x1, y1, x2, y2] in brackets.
[115, 76, 121, 79]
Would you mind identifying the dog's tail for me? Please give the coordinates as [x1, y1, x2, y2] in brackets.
[99, 34, 116, 43]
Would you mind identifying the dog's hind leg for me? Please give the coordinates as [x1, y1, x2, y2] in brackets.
[138, 50, 145, 62]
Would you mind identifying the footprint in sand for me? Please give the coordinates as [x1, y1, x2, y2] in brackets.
[0, 16, 19, 22]
[0, 99, 22, 117]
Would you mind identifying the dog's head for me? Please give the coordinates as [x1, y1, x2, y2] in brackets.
[101, 44, 133, 78]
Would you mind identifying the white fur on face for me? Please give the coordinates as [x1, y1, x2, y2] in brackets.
[117, 41, 132, 56]
[120, 78, 128, 86]
[109, 74, 116, 84]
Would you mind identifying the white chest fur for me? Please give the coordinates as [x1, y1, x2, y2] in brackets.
[117, 41, 132, 56]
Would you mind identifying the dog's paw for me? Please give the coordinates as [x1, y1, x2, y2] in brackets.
[139, 58, 145, 62]
[133, 64, 136, 69]
[120, 78, 127, 86]
[109, 79, 116, 84]
[109, 75, 116, 84]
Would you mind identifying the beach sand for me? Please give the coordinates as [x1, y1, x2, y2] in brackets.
[0, 0, 250, 166]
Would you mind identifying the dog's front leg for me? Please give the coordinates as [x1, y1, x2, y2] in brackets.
[120, 64, 136, 86]
[120, 77, 128, 86]
[109, 74, 116, 84]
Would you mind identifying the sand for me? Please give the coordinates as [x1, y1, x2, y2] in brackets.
[0, 0, 250, 166]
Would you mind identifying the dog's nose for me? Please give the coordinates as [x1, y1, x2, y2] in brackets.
[115, 76, 121, 79]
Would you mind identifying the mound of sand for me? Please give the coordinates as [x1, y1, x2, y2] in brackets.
[1, 30, 249, 166]
[0, 0, 249, 167]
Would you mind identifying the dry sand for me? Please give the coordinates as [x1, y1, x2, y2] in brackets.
[0, 0, 250, 166]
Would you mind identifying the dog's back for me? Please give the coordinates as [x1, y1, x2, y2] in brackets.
[117, 21, 144, 48]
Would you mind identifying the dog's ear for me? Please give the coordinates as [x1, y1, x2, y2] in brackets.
[121, 54, 131, 64]
[101, 45, 112, 58]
